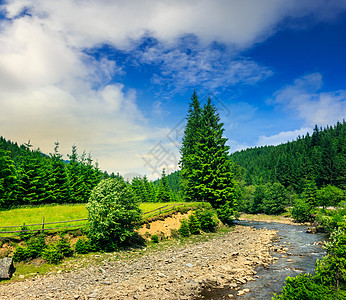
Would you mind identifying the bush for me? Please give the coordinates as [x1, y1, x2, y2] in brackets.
[13, 245, 31, 262]
[26, 234, 46, 258]
[216, 201, 238, 225]
[272, 274, 335, 300]
[262, 183, 288, 215]
[86, 178, 142, 251]
[19, 223, 33, 240]
[151, 235, 159, 243]
[188, 214, 201, 235]
[74, 237, 91, 254]
[56, 235, 73, 257]
[42, 244, 64, 264]
[291, 198, 312, 223]
[195, 205, 218, 233]
[179, 218, 190, 237]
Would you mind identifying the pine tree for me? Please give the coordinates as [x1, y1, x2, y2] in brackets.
[180, 94, 238, 224]
[156, 169, 171, 202]
[67, 145, 85, 203]
[0, 149, 18, 208]
[47, 142, 70, 203]
[180, 91, 202, 201]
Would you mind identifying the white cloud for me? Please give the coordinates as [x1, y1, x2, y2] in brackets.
[271, 73, 346, 127]
[257, 127, 312, 147]
[1, 0, 346, 177]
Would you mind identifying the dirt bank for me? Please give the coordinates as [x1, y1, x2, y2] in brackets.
[239, 213, 306, 226]
[0, 224, 277, 300]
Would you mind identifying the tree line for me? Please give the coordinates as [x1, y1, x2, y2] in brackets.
[0, 139, 102, 209]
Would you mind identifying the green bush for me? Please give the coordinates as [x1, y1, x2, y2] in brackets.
[195, 205, 218, 232]
[291, 198, 312, 223]
[74, 237, 91, 254]
[179, 218, 190, 237]
[26, 234, 46, 258]
[42, 244, 64, 264]
[56, 235, 73, 257]
[216, 201, 238, 225]
[272, 274, 335, 300]
[151, 235, 159, 243]
[86, 178, 142, 251]
[13, 245, 31, 262]
[19, 223, 33, 240]
[188, 214, 201, 235]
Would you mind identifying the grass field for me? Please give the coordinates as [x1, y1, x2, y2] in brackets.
[0, 202, 196, 237]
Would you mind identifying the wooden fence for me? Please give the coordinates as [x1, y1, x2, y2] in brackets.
[0, 203, 185, 238]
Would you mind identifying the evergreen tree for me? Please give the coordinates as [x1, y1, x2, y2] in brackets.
[47, 142, 70, 203]
[180, 91, 202, 201]
[67, 145, 86, 203]
[0, 149, 18, 208]
[156, 169, 171, 202]
[180, 94, 238, 223]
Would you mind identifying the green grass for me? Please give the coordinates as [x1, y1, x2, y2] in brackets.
[0, 202, 197, 237]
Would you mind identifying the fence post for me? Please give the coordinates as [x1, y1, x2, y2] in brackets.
[42, 216, 45, 231]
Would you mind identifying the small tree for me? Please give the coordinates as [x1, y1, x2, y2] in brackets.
[179, 218, 190, 237]
[188, 214, 201, 235]
[86, 178, 142, 251]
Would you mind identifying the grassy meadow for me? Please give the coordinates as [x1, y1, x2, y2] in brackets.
[0, 202, 193, 237]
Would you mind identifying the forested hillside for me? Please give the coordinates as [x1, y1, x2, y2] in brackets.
[230, 121, 346, 192]
[0, 138, 102, 209]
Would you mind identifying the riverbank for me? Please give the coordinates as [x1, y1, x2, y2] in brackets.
[0, 225, 277, 299]
[239, 213, 307, 226]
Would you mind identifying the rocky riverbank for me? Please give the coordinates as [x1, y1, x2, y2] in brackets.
[0, 225, 277, 300]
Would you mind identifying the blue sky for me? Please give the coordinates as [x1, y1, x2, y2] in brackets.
[0, 1, 345, 179]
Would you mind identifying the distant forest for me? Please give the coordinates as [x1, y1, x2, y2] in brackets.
[1, 120, 345, 209]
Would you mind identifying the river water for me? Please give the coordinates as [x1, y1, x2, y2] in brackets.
[197, 220, 328, 299]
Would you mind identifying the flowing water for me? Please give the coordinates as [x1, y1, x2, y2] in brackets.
[197, 220, 328, 299]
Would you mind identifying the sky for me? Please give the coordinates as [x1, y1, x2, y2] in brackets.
[0, 0, 345, 180]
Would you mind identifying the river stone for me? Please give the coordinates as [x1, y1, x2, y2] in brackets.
[0, 257, 15, 279]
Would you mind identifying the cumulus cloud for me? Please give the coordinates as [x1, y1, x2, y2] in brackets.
[271, 73, 346, 127]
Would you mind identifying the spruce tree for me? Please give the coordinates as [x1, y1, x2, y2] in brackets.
[180, 93, 238, 224]
[156, 169, 171, 202]
[0, 149, 18, 208]
[48, 142, 70, 203]
[180, 91, 202, 201]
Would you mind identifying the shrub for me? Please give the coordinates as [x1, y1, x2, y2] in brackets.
[188, 214, 201, 235]
[291, 198, 312, 223]
[19, 223, 33, 240]
[13, 245, 31, 262]
[195, 205, 218, 233]
[42, 244, 64, 264]
[151, 235, 159, 243]
[216, 201, 238, 225]
[179, 218, 190, 237]
[56, 235, 73, 257]
[86, 178, 142, 251]
[26, 234, 46, 258]
[74, 237, 91, 254]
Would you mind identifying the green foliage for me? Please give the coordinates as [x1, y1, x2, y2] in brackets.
[262, 183, 288, 215]
[156, 169, 172, 202]
[56, 234, 73, 257]
[42, 244, 64, 264]
[317, 185, 345, 207]
[151, 234, 159, 243]
[272, 274, 336, 300]
[195, 204, 218, 232]
[180, 93, 238, 221]
[13, 234, 46, 262]
[231, 121, 346, 191]
[86, 178, 142, 251]
[13, 245, 31, 262]
[19, 223, 33, 240]
[74, 237, 91, 254]
[291, 198, 312, 223]
[179, 218, 190, 237]
[216, 201, 238, 225]
[188, 214, 201, 235]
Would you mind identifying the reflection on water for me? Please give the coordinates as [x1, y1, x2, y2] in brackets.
[197, 220, 328, 300]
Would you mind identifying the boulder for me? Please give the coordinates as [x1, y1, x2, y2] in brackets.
[0, 257, 15, 279]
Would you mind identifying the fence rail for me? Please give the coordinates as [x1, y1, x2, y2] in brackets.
[0, 203, 186, 238]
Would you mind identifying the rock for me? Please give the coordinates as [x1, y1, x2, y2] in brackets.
[287, 259, 293, 262]
[185, 263, 194, 268]
[306, 227, 317, 234]
[0, 258, 15, 279]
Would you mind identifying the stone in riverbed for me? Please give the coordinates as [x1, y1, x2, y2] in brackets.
[0, 258, 15, 279]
